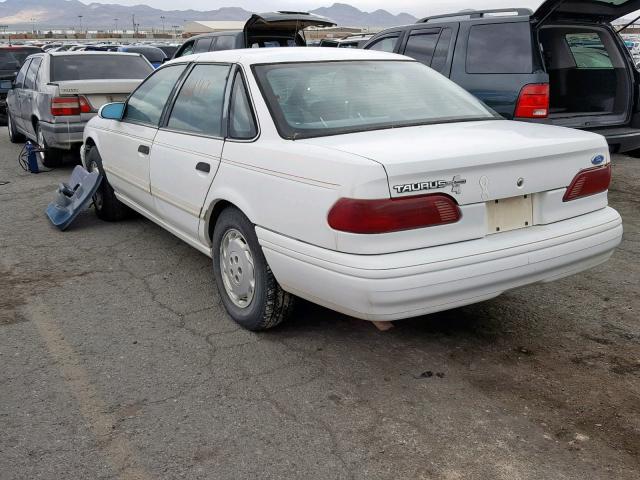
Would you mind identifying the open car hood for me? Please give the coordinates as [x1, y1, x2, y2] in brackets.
[244, 11, 336, 34]
[533, 0, 640, 24]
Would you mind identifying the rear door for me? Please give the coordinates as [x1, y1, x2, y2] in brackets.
[451, 20, 545, 119]
[101, 64, 188, 212]
[20, 55, 42, 138]
[533, 0, 640, 24]
[399, 23, 459, 76]
[150, 63, 232, 240]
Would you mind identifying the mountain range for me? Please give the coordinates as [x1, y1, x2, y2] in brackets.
[0, 0, 418, 30]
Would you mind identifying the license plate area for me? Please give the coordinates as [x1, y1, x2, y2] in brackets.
[486, 195, 533, 235]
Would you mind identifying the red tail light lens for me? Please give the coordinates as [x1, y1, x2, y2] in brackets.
[51, 96, 92, 116]
[563, 164, 611, 202]
[514, 83, 549, 118]
[328, 194, 461, 234]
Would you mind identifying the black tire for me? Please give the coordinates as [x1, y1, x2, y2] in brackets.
[7, 111, 25, 143]
[212, 207, 295, 331]
[35, 124, 64, 168]
[85, 147, 129, 221]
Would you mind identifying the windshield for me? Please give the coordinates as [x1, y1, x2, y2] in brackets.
[253, 60, 497, 139]
[51, 55, 153, 81]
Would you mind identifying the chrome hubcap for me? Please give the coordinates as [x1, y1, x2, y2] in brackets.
[219, 229, 255, 309]
[89, 160, 103, 210]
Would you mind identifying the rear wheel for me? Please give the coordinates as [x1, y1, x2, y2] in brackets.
[212, 207, 295, 331]
[86, 147, 129, 221]
[36, 124, 64, 168]
[7, 111, 25, 144]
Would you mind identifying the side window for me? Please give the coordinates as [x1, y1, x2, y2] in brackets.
[24, 57, 42, 90]
[215, 36, 235, 51]
[124, 64, 187, 126]
[431, 28, 453, 73]
[228, 72, 257, 140]
[194, 38, 213, 54]
[368, 35, 400, 53]
[466, 23, 533, 74]
[14, 59, 31, 88]
[167, 64, 231, 137]
[178, 41, 195, 57]
[566, 33, 614, 69]
[404, 32, 439, 66]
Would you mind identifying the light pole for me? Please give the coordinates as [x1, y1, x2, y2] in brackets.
[160, 15, 166, 34]
[172, 25, 179, 40]
[30, 17, 36, 35]
[78, 15, 83, 34]
[114, 18, 118, 34]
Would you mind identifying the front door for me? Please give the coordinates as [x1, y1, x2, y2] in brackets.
[100, 63, 188, 212]
[150, 63, 231, 240]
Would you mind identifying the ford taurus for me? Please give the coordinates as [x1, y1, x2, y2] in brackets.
[81, 48, 623, 331]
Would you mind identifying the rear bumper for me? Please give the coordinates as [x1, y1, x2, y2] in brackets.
[588, 127, 640, 153]
[257, 207, 623, 321]
[39, 120, 86, 150]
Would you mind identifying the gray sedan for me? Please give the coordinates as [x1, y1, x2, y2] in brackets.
[7, 51, 153, 167]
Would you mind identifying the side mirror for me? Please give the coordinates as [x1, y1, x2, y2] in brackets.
[99, 102, 125, 121]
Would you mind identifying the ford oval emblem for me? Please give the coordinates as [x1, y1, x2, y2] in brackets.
[592, 155, 605, 166]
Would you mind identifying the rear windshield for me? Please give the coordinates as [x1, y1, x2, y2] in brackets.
[51, 55, 153, 81]
[254, 60, 497, 139]
[0, 49, 40, 70]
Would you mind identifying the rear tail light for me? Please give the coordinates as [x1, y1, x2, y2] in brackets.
[327, 194, 461, 234]
[563, 164, 611, 202]
[51, 96, 92, 116]
[514, 83, 549, 119]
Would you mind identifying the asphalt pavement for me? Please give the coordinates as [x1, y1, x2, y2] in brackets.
[1, 131, 639, 479]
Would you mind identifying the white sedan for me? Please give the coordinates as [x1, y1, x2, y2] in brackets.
[81, 48, 623, 331]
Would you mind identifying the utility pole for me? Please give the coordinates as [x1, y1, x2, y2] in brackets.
[160, 15, 166, 34]
[78, 15, 83, 34]
[132, 14, 136, 35]
[172, 25, 179, 40]
[114, 18, 118, 34]
[30, 17, 36, 35]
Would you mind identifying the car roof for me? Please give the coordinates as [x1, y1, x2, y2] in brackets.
[48, 51, 143, 57]
[167, 46, 406, 66]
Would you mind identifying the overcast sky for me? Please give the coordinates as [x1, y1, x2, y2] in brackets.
[83, 0, 546, 16]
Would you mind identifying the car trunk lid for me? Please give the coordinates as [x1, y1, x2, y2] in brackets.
[51, 79, 141, 112]
[533, 0, 640, 24]
[300, 120, 608, 206]
[244, 11, 336, 43]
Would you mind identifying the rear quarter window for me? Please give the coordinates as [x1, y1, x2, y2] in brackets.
[466, 22, 533, 74]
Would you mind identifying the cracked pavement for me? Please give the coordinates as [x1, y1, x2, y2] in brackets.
[1, 131, 639, 479]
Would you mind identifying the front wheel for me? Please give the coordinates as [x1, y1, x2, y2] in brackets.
[7, 111, 25, 144]
[212, 207, 295, 331]
[86, 147, 129, 221]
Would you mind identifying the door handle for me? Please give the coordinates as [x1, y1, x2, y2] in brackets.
[195, 162, 211, 173]
[138, 145, 150, 155]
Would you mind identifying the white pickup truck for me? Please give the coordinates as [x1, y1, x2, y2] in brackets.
[7, 51, 153, 167]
